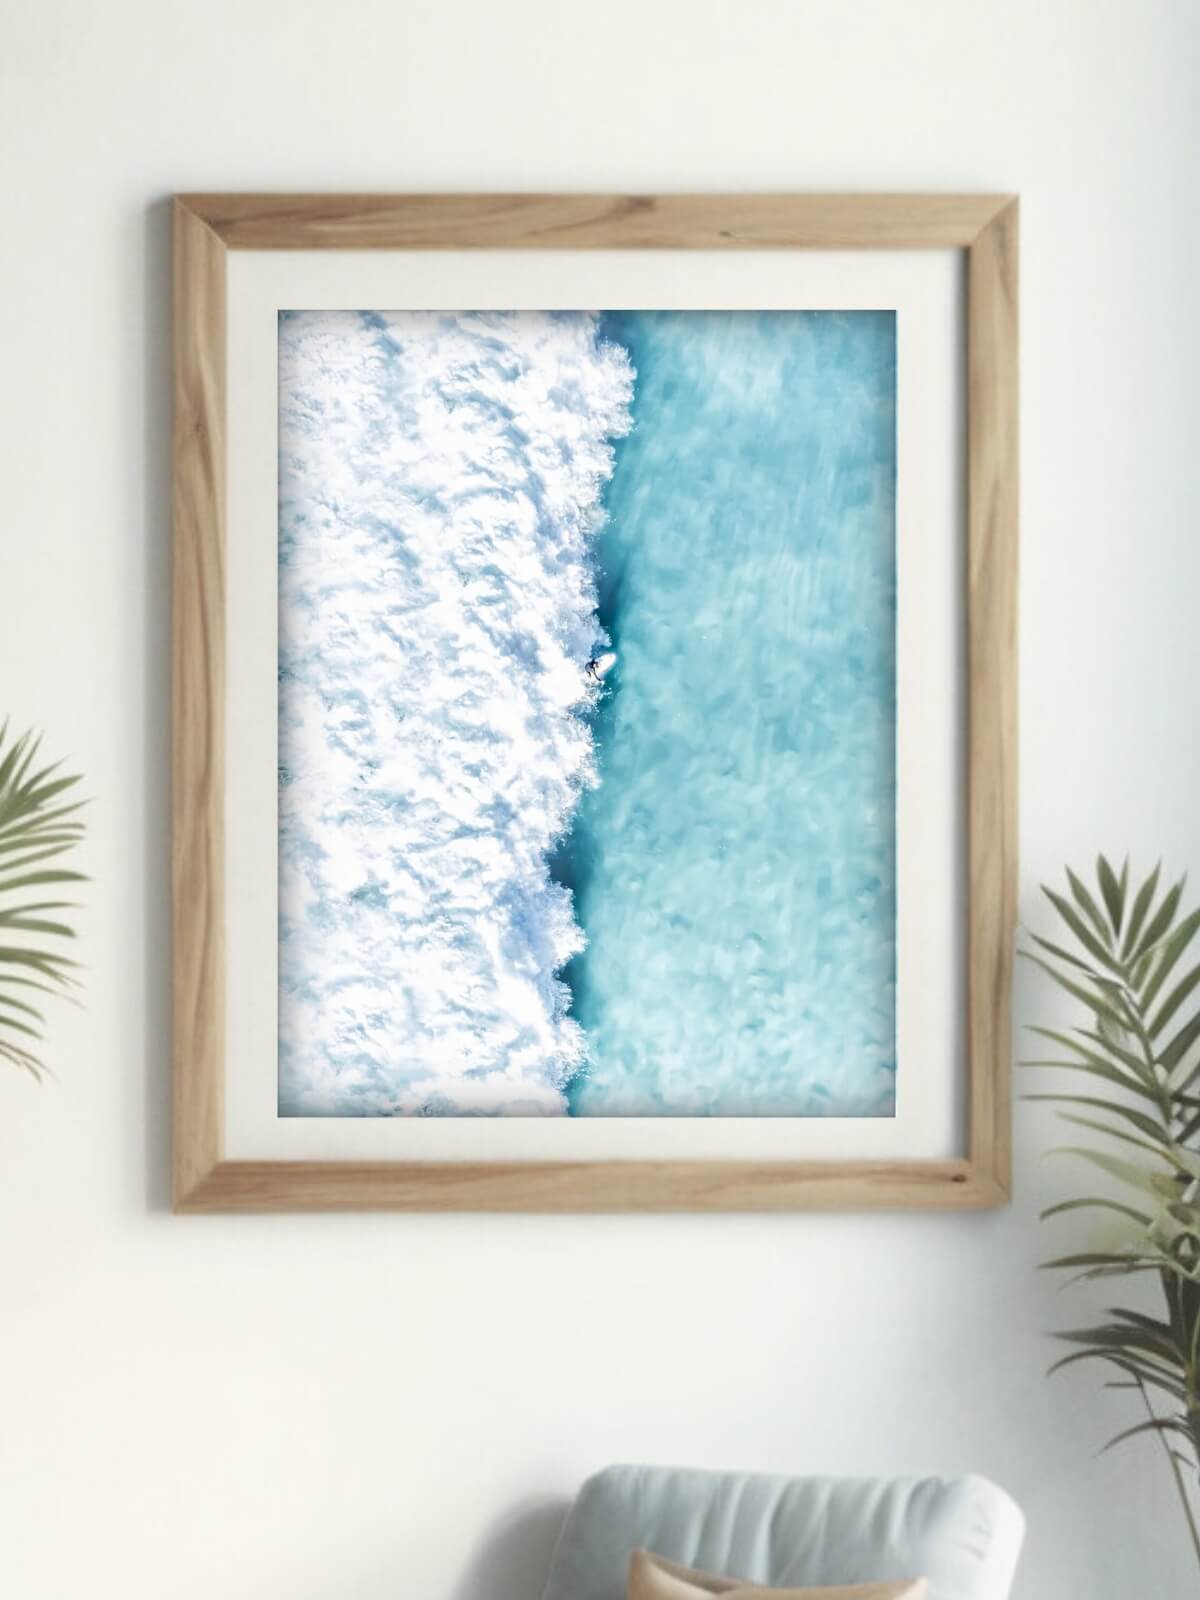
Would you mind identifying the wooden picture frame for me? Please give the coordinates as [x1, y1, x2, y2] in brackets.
[173, 193, 1017, 1212]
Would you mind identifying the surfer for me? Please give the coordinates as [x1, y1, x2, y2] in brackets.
[585, 652, 616, 683]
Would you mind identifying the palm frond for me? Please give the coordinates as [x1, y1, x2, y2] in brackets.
[1025, 858, 1200, 1568]
[0, 722, 86, 1079]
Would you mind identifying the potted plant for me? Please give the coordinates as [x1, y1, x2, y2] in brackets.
[1027, 857, 1200, 1570]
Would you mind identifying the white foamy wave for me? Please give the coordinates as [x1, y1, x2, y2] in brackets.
[278, 310, 633, 1115]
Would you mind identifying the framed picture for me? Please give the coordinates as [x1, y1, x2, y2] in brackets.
[173, 193, 1017, 1212]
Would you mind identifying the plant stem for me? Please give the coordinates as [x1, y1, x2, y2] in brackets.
[1138, 1374, 1200, 1577]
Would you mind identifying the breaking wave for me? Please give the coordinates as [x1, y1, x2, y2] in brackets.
[278, 310, 632, 1115]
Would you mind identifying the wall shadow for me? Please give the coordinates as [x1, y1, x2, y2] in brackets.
[449, 1495, 571, 1600]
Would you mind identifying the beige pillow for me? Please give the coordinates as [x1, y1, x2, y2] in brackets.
[628, 1550, 928, 1600]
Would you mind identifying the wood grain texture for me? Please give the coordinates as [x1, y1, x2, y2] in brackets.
[176, 1159, 1005, 1213]
[965, 200, 1019, 1199]
[170, 193, 1019, 1212]
[178, 192, 1013, 252]
[172, 200, 227, 1204]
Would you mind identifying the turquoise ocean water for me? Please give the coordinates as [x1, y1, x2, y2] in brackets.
[559, 310, 897, 1116]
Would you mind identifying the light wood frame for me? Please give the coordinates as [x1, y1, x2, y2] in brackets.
[173, 193, 1018, 1213]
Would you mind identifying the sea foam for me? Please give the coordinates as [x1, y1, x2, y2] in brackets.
[278, 310, 632, 1115]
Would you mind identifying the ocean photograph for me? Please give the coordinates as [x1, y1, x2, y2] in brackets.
[277, 307, 897, 1118]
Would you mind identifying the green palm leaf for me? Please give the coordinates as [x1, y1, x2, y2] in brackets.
[1102, 1416, 1192, 1454]
[1025, 1092, 1172, 1145]
[1121, 864, 1162, 960]
[1097, 855, 1128, 939]
[1150, 961, 1200, 1041]
[1040, 1196, 1154, 1227]
[0, 722, 85, 1079]
[1136, 879, 1188, 967]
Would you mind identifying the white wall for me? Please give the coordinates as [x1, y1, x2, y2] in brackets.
[2, 1, 1197, 1595]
